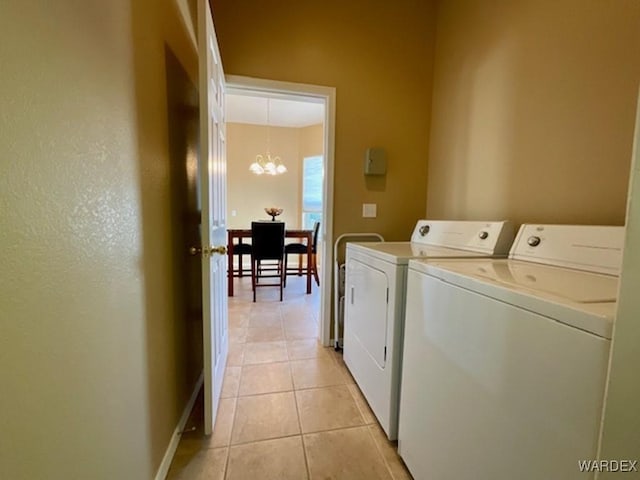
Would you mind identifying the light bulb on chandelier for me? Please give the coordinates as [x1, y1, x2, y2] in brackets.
[249, 154, 287, 175]
[249, 98, 287, 175]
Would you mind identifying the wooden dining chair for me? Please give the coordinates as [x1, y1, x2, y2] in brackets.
[250, 221, 286, 302]
[229, 241, 252, 278]
[284, 221, 320, 287]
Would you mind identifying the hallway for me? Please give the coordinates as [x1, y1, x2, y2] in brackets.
[167, 276, 411, 479]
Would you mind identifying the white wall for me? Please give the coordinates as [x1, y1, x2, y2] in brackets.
[598, 90, 640, 475]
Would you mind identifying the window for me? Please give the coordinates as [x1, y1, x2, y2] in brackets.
[302, 155, 323, 230]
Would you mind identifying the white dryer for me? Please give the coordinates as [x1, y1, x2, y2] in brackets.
[343, 220, 514, 440]
[398, 224, 625, 480]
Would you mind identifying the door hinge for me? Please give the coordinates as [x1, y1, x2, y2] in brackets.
[386, 288, 389, 303]
[384, 346, 387, 361]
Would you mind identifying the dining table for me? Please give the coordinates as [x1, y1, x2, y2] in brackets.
[227, 227, 314, 296]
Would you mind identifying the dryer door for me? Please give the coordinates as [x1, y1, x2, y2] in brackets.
[347, 258, 389, 367]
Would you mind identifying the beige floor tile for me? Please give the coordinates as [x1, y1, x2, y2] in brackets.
[304, 292, 320, 306]
[230, 280, 253, 294]
[330, 353, 357, 384]
[327, 349, 346, 365]
[221, 366, 241, 398]
[243, 341, 288, 364]
[227, 343, 245, 367]
[170, 391, 209, 452]
[228, 302, 252, 315]
[251, 302, 280, 314]
[252, 289, 284, 302]
[368, 424, 413, 480]
[281, 277, 317, 301]
[251, 303, 282, 313]
[229, 312, 249, 328]
[291, 357, 345, 390]
[246, 326, 285, 342]
[226, 436, 308, 480]
[280, 309, 309, 321]
[209, 397, 237, 447]
[287, 339, 330, 360]
[229, 327, 247, 344]
[168, 432, 206, 470]
[171, 278, 324, 479]
[239, 362, 293, 396]
[231, 392, 300, 444]
[340, 366, 356, 384]
[173, 396, 237, 450]
[280, 300, 308, 313]
[296, 385, 364, 433]
[283, 315, 317, 330]
[167, 446, 227, 480]
[304, 427, 393, 480]
[248, 313, 282, 328]
[342, 367, 357, 384]
[284, 325, 319, 340]
[326, 347, 343, 364]
[347, 383, 377, 425]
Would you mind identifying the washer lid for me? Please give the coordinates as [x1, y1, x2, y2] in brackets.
[411, 258, 619, 339]
[347, 241, 495, 265]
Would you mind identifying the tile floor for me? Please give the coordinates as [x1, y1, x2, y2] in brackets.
[167, 275, 412, 480]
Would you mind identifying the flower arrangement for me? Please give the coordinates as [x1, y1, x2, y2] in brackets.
[264, 207, 283, 221]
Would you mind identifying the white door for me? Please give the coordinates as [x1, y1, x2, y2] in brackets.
[198, 0, 228, 435]
[345, 259, 389, 368]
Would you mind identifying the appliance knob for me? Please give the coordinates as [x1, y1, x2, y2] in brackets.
[527, 236, 541, 247]
[419, 225, 430, 236]
[478, 231, 489, 240]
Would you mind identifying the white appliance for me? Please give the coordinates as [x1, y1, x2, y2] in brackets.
[398, 224, 625, 480]
[343, 220, 514, 440]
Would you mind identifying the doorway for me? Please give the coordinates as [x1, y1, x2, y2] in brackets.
[224, 76, 336, 346]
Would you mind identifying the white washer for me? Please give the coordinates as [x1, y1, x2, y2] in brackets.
[398, 224, 625, 480]
[343, 220, 514, 440]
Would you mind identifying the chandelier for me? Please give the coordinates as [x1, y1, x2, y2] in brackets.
[249, 98, 287, 175]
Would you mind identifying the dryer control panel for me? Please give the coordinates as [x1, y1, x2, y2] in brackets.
[410, 220, 514, 255]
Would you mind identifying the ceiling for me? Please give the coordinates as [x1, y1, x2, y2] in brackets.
[225, 94, 324, 128]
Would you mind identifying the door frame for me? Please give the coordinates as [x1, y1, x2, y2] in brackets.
[225, 75, 336, 346]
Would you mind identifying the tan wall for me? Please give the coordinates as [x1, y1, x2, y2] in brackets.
[227, 123, 302, 229]
[299, 124, 324, 159]
[0, 0, 198, 478]
[212, 0, 437, 241]
[227, 122, 324, 230]
[427, 0, 640, 227]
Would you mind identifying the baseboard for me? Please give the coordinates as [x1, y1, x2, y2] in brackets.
[154, 371, 204, 480]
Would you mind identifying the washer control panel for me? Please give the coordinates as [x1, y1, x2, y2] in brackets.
[527, 236, 541, 247]
[510, 224, 624, 274]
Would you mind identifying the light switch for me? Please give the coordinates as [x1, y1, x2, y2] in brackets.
[231, 210, 237, 217]
[362, 203, 377, 218]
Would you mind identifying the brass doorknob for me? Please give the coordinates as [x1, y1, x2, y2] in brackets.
[211, 245, 228, 255]
[189, 246, 202, 256]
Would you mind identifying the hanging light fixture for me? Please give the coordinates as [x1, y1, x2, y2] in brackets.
[249, 98, 287, 175]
